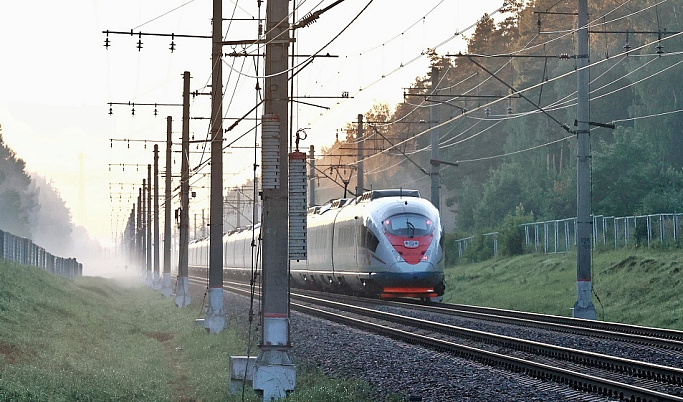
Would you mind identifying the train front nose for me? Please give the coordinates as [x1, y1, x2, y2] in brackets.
[379, 260, 444, 299]
[377, 210, 444, 299]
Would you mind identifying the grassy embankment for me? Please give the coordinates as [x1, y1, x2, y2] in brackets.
[2, 248, 680, 400]
[0, 261, 380, 401]
[443, 248, 683, 330]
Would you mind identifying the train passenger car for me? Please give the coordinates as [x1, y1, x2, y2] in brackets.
[187, 189, 445, 300]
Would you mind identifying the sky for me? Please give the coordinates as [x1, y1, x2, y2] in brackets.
[0, 0, 505, 251]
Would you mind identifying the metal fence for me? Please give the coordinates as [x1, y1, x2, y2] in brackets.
[0, 229, 82, 278]
[454, 213, 683, 259]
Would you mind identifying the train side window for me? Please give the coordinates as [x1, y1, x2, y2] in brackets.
[360, 226, 379, 252]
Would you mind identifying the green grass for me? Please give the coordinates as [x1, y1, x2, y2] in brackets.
[2, 247, 681, 400]
[0, 261, 379, 401]
[444, 248, 683, 330]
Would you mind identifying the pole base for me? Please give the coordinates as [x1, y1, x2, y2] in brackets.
[253, 350, 295, 401]
[572, 303, 597, 319]
[573, 280, 596, 320]
[174, 276, 191, 308]
[203, 287, 226, 334]
[160, 273, 172, 297]
[152, 272, 162, 290]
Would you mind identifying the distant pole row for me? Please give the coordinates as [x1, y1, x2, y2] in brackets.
[118, 70, 195, 306]
[120, 136, 173, 297]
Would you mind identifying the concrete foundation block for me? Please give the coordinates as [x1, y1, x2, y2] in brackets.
[229, 356, 257, 395]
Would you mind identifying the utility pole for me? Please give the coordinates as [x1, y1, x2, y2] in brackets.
[143, 178, 150, 285]
[147, 165, 152, 287]
[204, 0, 227, 334]
[137, 188, 142, 271]
[253, 0, 296, 399]
[430, 66, 440, 211]
[153, 144, 161, 290]
[130, 204, 136, 270]
[574, 0, 597, 319]
[161, 116, 173, 297]
[356, 114, 364, 196]
[308, 145, 315, 206]
[236, 190, 241, 228]
[175, 71, 191, 308]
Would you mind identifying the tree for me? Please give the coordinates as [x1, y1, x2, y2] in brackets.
[0, 127, 37, 237]
[29, 176, 74, 254]
[592, 127, 656, 216]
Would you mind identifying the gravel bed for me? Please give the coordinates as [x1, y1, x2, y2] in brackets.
[212, 288, 617, 402]
[374, 303, 683, 369]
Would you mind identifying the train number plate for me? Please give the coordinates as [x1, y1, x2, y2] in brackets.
[403, 240, 419, 248]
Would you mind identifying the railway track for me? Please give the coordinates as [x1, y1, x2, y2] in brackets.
[187, 274, 683, 401]
[312, 291, 683, 351]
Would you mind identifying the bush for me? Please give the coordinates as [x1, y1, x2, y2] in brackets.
[498, 205, 534, 257]
[461, 235, 495, 263]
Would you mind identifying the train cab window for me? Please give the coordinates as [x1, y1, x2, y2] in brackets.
[383, 214, 433, 237]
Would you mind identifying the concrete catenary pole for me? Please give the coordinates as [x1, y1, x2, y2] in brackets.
[430, 66, 440, 211]
[356, 114, 364, 196]
[236, 190, 241, 228]
[153, 145, 161, 290]
[143, 178, 151, 285]
[574, 0, 596, 319]
[131, 204, 136, 269]
[204, 0, 226, 334]
[137, 188, 142, 270]
[308, 145, 315, 207]
[147, 165, 152, 286]
[253, 0, 296, 399]
[175, 71, 191, 308]
[161, 116, 173, 297]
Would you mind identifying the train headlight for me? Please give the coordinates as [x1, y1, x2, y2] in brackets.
[391, 248, 403, 262]
[422, 250, 431, 261]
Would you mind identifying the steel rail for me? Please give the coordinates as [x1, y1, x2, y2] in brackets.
[293, 302, 683, 402]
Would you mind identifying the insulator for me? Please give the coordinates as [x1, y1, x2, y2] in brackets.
[289, 151, 307, 260]
[624, 31, 631, 52]
[109, 107, 113, 115]
[262, 114, 280, 190]
[656, 42, 663, 55]
[104, 37, 110, 49]
[507, 106, 513, 115]
[137, 39, 143, 51]
[485, 107, 491, 117]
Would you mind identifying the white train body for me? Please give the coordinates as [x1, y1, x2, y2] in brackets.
[188, 189, 445, 299]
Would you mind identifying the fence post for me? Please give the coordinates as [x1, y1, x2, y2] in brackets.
[647, 215, 652, 248]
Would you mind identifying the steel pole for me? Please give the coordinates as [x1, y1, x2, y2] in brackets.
[161, 117, 173, 297]
[574, 0, 596, 319]
[204, 0, 226, 333]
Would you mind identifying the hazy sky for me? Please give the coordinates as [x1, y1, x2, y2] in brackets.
[0, 0, 503, 248]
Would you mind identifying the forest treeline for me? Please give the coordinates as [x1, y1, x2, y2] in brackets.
[0, 125, 80, 255]
[311, 0, 683, 238]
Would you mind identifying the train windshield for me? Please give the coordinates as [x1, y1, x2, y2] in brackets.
[383, 214, 434, 237]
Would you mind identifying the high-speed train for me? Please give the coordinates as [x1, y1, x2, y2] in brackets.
[188, 189, 445, 300]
